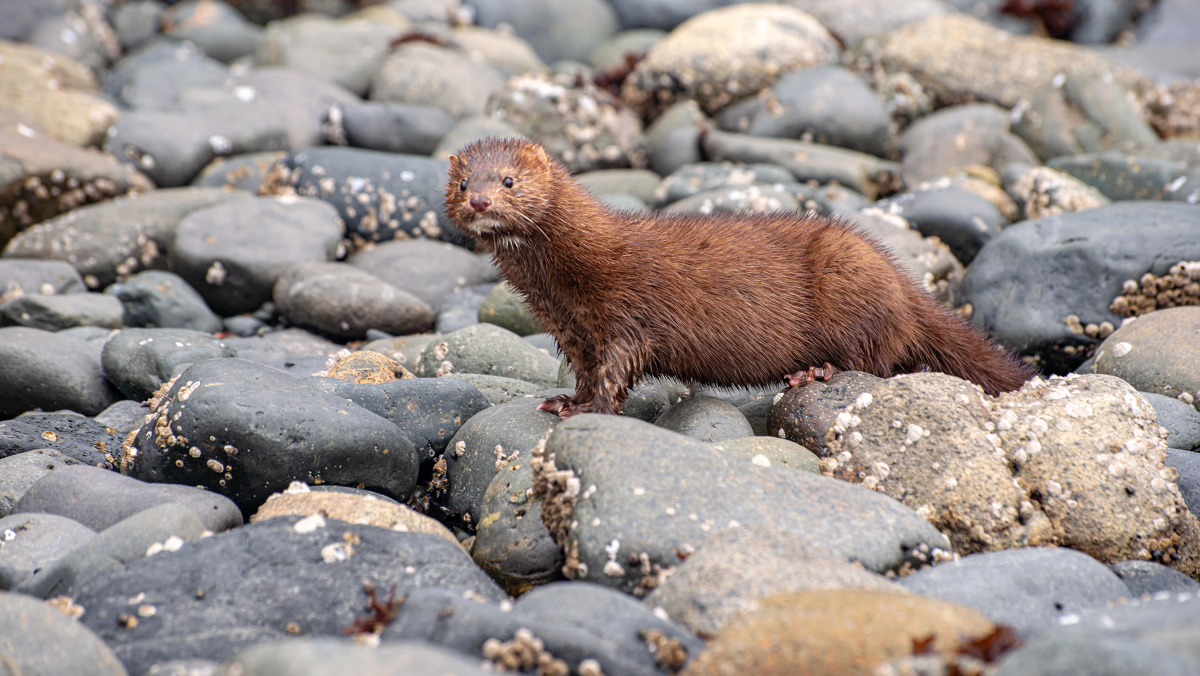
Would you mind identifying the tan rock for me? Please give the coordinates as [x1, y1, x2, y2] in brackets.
[682, 589, 995, 676]
[322, 350, 414, 384]
[0, 40, 119, 148]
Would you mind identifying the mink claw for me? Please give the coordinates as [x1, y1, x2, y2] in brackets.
[785, 362, 839, 388]
[538, 395, 573, 416]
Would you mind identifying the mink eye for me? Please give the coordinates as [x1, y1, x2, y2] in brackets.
[502, 177, 514, 189]
[459, 179, 467, 191]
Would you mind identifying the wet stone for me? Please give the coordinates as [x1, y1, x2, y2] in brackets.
[101, 40, 230, 110]
[1111, 559, 1200, 597]
[0, 327, 122, 418]
[104, 270, 223, 333]
[0, 449, 84, 517]
[538, 415, 951, 596]
[576, 168, 663, 206]
[962, 202, 1200, 372]
[337, 101, 456, 156]
[1048, 151, 1193, 202]
[0, 259, 86, 300]
[653, 395, 753, 443]
[273, 262, 435, 341]
[12, 464, 241, 534]
[992, 633, 1200, 676]
[306, 374, 490, 465]
[359, 333, 440, 374]
[473, 458, 564, 595]
[100, 327, 235, 401]
[417, 323, 560, 388]
[898, 547, 1130, 638]
[715, 66, 892, 158]
[878, 185, 1007, 265]
[1141, 393, 1200, 451]
[370, 42, 506, 120]
[0, 589, 127, 676]
[252, 483, 460, 546]
[253, 13, 400, 96]
[445, 398, 559, 527]
[664, 184, 799, 215]
[227, 639, 492, 676]
[0, 412, 120, 466]
[190, 150, 286, 193]
[768, 371, 884, 456]
[94, 400, 148, 437]
[0, 511, 96, 590]
[73, 515, 506, 674]
[712, 437, 820, 474]
[472, 0, 618, 64]
[898, 103, 1039, 187]
[1092, 307, 1200, 405]
[170, 197, 342, 317]
[786, 0, 954, 47]
[261, 147, 455, 246]
[160, 0, 261, 63]
[440, 373, 545, 406]
[0, 292, 123, 331]
[477, 281, 542, 337]
[437, 282, 496, 334]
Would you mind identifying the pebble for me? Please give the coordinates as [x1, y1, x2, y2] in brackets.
[104, 270, 223, 333]
[0, 327, 121, 417]
[472, 0, 618, 64]
[273, 261, 434, 340]
[370, 42, 506, 120]
[1092, 306, 1200, 405]
[476, 281, 542, 336]
[0, 292, 123, 331]
[0, 590, 126, 675]
[653, 395, 753, 443]
[416, 323, 560, 388]
[472, 457, 564, 594]
[898, 103, 1039, 187]
[878, 184, 1008, 265]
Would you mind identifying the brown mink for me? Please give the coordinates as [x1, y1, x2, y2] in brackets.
[444, 138, 1036, 417]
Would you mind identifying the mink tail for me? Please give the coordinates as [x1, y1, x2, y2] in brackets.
[909, 305, 1037, 396]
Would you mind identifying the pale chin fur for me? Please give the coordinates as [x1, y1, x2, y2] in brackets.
[466, 217, 506, 235]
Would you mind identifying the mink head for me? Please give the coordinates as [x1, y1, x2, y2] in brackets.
[445, 138, 556, 242]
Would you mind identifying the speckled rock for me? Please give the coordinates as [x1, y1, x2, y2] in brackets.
[477, 281, 541, 337]
[682, 590, 996, 676]
[254, 13, 402, 96]
[712, 437, 819, 473]
[73, 515, 506, 674]
[416, 323, 560, 388]
[715, 66, 892, 158]
[12, 464, 241, 533]
[878, 185, 1007, 265]
[306, 374, 490, 464]
[99, 327, 234, 401]
[534, 415, 950, 595]
[653, 395, 753, 443]
[645, 528, 904, 638]
[171, 197, 342, 317]
[0, 327, 121, 417]
[273, 262, 434, 340]
[94, 400, 147, 437]
[0, 40, 119, 148]
[440, 374, 545, 406]
[0, 449, 84, 517]
[823, 373, 1200, 576]
[336, 101, 457, 156]
[226, 639, 492, 676]
[1142, 393, 1200, 451]
[897, 547, 1129, 637]
[101, 40, 229, 110]
[486, 73, 646, 172]
[104, 270, 222, 333]
[1048, 151, 1194, 202]
[1011, 71, 1159, 161]
[0, 259, 85, 301]
[962, 202, 1200, 372]
[259, 147, 455, 246]
[0, 292, 123, 331]
[347, 240, 495, 311]
[251, 482, 459, 546]
[876, 13, 1149, 108]
[768, 372, 884, 455]
[0, 412, 119, 466]
[664, 184, 799, 215]
[623, 4, 840, 119]
[0, 125, 154, 248]
[359, 333, 440, 374]
[320, 350, 413, 385]
[703, 130, 899, 200]
[3, 187, 254, 291]
[126, 358, 420, 515]
[370, 42, 506, 120]
[1006, 165, 1110, 220]
[445, 398, 559, 528]
[190, 150, 285, 192]
[472, 0, 618, 64]
[0, 511, 95, 590]
[472, 457, 564, 595]
[654, 162, 791, 206]
[0, 590, 127, 676]
[1092, 307, 1200, 406]
[898, 104, 1039, 187]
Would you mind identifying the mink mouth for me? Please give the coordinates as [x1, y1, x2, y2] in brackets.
[462, 217, 506, 235]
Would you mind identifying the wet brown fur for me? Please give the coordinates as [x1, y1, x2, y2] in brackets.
[445, 138, 1036, 416]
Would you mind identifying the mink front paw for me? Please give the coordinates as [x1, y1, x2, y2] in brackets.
[537, 395, 598, 419]
[785, 362, 839, 388]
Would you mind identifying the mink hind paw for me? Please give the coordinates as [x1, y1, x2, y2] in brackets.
[785, 362, 839, 388]
[538, 395, 598, 419]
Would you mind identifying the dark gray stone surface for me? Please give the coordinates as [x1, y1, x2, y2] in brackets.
[0, 327, 122, 418]
[100, 328, 236, 401]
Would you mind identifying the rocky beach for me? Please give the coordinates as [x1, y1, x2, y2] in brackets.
[2, 0, 1200, 674]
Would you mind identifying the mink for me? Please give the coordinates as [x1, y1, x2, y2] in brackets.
[444, 138, 1036, 417]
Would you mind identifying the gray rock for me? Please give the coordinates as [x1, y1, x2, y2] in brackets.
[712, 436, 819, 473]
[0, 327, 122, 417]
[898, 547, 1130, 637]
[111, 0, 165, 51]
[128, 358, 419, 515]
[716, 66, 892, 158]
[160, 0, 260, 62]
[586, 28, 666, 71]
[432, 115, 524, 161]
[1142, 392, 1200, 451]
[962, 202, 1200, 371]
[1166, 448, 1200, 516]
[898, 103, 1039, 186]
[417, 323, 560, 388]
[655, 162, 794, 206]
[0, 449, 84, 517]
[273, 262, 434, 340]
[994, 633, 1200, 676]
[471, 0, 619, 64]
[1093, 310, 1200, 404]
[190, 150, 285, 193]
[338, 101, 456, 156]
[105, 270, 223, 333]
[1111, 560, 1200, 596]
[437, 283, 495, 334]
[1049, 151, 1193, 201]
[348, 240, 495, 312]
[100, 327, 236, 401]
[306, 375, 490, 464]
[261, 147, 456, 246]
[0, 589, 126, 675]
[227, 639, 492, 676]
[576, 168, 663, 206]
[0, 0, 73, 42]
[0, 412, 120, 466]
[768, 370, 883, 456]
[0, 259, 86, 298]
[12, 464, 241, 533]
[254, 14, 397, 96]
[171, 197, 342, 316]
[653, 395, 753, 442]
[663, 184, 799, 215]
[3, 187, 255, 291]
[359, 333, 441, 373]
[644, 100, 707, 177]
[786, 0, 954, 47]
[440, 373, 545, 406]
[877, 185, 1008, 265]
[445, 398, 559, 526]
[0, 292, 123, 331]
[102, 40, 230, 110]
[477, 282, 542, 337]
[94, 400, 147, 437]
[537, 414, 951, 595]
[370, 42, 506, 120]
[0, 512, 95, 590]
[74, 515, 505, 674]
[472, 459, 564, 594]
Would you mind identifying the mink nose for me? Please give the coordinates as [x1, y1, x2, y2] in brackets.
[469, 195, 492, 213]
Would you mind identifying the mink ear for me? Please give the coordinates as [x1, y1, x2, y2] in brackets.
[519, 143, 551, 168]
[448, 154, 461, 170]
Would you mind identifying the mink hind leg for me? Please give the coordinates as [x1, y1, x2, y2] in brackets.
[539, 342, 640, 418]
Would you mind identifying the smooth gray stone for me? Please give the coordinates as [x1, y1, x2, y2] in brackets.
[0, 512, 95, 590]
[94, 400, 148, 437]
[105, 270, 223, 333]
[0, 327, 122, 418]
[653, 395, 753, 442]
[273, 262, 434, 340]
[12, 464, 242, 533]
[0, 259, 86, 297]
[0, 293, 124, 331]
[0, 412, 119, 466]
[348, 240, 495, 311]
[100, 327, 236, 401]
[1165, 448, 1200, 516]
[994, 633, 1200, 676]
[227, 639, 492, 676]
[877, 185, 1007, 265]
[472, 459, 564, 594]
[898, 547, 1130, 637]
[0, 449, 84, 518]
[340, 101, 456, 155]
[415, 323, 560, 388]
[543, 415, 951, 595]
[0, 590, 127, 676]
[1142, 392, 1200, 451]
[1111, 560, 1200, 596]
